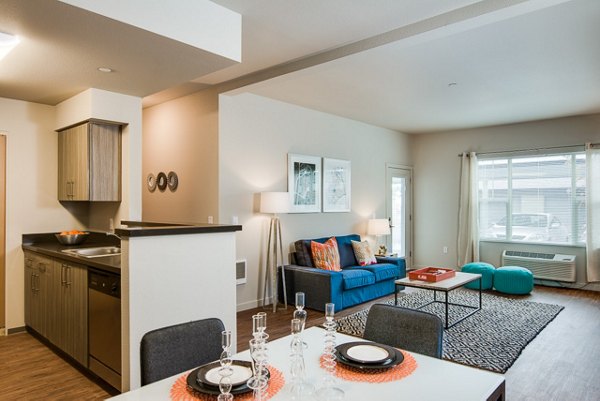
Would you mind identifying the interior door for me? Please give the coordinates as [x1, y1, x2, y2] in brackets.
[0, 134, 5, 330]
[386, 165, 412, 266]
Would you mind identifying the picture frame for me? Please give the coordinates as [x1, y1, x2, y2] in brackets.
[323, 158, 351, 212]
[288, 153, 322, 213]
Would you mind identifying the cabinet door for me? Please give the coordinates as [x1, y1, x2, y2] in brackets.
[59, 261, 88, 365]
[58, 124, 89, 201]
[36, 256, 55, 339]
[24, 254, 35, 329]
[89, 123, 121, 201]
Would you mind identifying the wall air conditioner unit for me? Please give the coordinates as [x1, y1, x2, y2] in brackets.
[236, 259, 247, 285]
[501, 250, 576, 282]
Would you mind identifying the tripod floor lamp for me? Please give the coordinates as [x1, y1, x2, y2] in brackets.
[260, 191, 289, 312]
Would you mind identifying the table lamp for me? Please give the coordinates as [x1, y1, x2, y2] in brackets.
[260, 191, 290, 312]
[367, 218, 391, 256]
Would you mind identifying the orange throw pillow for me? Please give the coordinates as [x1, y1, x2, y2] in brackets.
[311, 237, 341, 271]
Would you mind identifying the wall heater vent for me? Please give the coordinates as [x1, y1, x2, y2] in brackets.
[501, 250, 576, 282]
[236, 259, 247, 285]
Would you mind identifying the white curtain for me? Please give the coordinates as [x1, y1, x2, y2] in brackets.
[457, 152, 479, 267]
[586, 143, 600, 282]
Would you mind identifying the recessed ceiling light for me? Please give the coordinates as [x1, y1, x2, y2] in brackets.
[97, 67, 113, 73]
[448, 82, 458, 87]
[0, 31, 20, 61]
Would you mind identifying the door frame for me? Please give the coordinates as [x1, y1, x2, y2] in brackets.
[0, 133, 5, 331]
[385, 163, 413, 268]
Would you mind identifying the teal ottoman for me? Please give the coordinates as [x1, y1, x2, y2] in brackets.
[461, 262, 495, 290]
[494, 266, 534, 295]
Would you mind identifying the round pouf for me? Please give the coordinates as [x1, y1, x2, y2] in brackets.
[494, 266, 534, 295]
[461, 262, 495, 290]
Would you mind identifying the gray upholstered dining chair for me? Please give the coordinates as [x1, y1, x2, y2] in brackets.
[363, 304, 444, 358]
[140, 318, 225, 385]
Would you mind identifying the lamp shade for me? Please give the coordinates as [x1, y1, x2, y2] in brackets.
[260, 192, 290, 214]
[367, 218, 390, 236]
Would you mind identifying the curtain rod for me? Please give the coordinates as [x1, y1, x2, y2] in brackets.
[457, 143, 600, 157]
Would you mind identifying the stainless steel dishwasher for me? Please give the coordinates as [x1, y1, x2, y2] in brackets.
[88, 269, 121, 391]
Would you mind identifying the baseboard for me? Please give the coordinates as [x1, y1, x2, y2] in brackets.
[236, 296, 283, 312]
[7, 326, 26, 335]
[535, 279, 600, 292]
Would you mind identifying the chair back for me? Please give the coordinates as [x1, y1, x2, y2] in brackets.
[140, 318, 225, 385]
[363, 304, 443, 358]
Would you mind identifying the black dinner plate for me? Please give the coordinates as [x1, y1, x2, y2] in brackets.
[186, 361, 268, 396]
[197, 360, 254, 388]
[335, 343, 404, 370]
[337, 341, 396, 364]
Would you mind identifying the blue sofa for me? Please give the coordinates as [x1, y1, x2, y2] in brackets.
[279, 234, 406, 312]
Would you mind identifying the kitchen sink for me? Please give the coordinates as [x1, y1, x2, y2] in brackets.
[62, 246, 121, 258]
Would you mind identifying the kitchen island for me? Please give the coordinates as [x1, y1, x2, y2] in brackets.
[23, 221, 242, 393]
[116, 221, 242, 391]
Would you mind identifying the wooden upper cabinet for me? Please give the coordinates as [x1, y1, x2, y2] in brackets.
[57, 120, 122, 202]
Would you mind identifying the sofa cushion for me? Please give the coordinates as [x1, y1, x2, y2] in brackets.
[295, 234, 360, 268]
[340, 269, 375, 290]
[311, 237, 341, 271]
[294, 240, 312, 267]
[334, 234, 361, 268]
[351, 240, 377, 266]
[345, 263, 400, 282]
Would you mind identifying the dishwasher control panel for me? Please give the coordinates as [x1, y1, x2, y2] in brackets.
[89, 270, 120, 298]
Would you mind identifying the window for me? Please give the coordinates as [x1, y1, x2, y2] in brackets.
[478, 153, 586, 245]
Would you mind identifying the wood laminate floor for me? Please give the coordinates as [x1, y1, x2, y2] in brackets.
[0, 286, 597, 400]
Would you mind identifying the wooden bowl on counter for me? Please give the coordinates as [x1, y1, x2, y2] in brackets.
[55, 232, 89, 245]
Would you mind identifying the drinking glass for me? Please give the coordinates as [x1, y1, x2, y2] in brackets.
[257, 312, 268, 340]
[293, 292, 307, 332]
[325, 303, 335, 322]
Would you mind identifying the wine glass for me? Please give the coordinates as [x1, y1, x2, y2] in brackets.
[247, 338, 268, 401]
[316, 303, 345, 401]
[217, 330, 233, 401]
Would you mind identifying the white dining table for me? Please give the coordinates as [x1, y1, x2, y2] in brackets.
[109, 326, 505, 401]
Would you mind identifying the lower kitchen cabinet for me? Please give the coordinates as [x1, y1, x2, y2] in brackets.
[23, 252, 88, 367]
[24, 253, 54, 338]
[53, 260, 88, 366]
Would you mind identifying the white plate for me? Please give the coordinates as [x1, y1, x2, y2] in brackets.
[204, 364, 253, 386]
[345, 344, 390, 363]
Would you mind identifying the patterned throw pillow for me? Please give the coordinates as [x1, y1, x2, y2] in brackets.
[351, 240, 377, 266]
[311, 237, 341, 271]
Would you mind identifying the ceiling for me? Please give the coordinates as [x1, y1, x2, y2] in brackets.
[1, 0, 599, 133]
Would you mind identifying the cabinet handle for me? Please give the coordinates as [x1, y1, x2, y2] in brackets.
[65, 265, 71, 287]
[60, 264, 66, 285]
[30, 272, 35, 291]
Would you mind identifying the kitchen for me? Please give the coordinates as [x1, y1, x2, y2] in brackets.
[16, 107, 241, 393]
[0, 1, 243, 396]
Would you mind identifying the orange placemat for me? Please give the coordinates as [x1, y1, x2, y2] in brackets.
[319, 350, 417, 383]
[170, 365, 285, 401]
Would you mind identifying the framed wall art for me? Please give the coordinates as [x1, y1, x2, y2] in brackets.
[323, 158, 351, 212]
[288, 153, 321, 213]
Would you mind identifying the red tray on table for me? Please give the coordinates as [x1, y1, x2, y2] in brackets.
[408, 267, 455, 282]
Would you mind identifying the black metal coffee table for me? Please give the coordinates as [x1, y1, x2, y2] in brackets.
[395, 272, 482, 329]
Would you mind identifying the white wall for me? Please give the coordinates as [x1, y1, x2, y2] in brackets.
[219, 93, 413, 310]
[412, 113, 600, 285]
[142, 88, 219, 224]
[1, 97, 85, 330]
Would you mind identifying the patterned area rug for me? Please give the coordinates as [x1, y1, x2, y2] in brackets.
[336, 289, 564, 373]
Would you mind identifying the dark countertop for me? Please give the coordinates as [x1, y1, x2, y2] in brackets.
[115, 220, 242, 237]
[22, 232, 121, 275]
